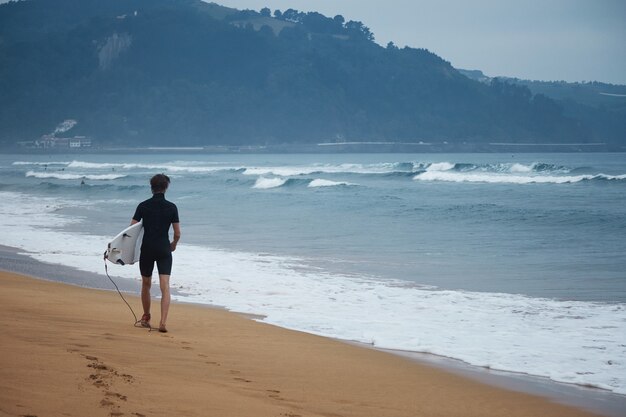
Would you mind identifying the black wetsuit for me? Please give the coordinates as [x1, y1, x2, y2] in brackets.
[132, 193, 179, 277]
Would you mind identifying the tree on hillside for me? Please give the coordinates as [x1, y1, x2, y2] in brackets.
[302, 12, 340, 34]
[282, 8, 301, 22]
[345, 20, 374, 41]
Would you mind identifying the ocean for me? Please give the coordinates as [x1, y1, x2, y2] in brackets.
[1, 152, 625, 397]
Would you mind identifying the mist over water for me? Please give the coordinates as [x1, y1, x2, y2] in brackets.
[1, 152, 625, 395]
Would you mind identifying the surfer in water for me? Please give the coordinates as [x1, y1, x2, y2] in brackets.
[131, 174, 181, 333]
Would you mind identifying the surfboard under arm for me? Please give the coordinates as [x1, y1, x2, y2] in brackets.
[105, 220, 144, 265]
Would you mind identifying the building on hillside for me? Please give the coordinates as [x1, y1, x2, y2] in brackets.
[20, 135, 93, 149]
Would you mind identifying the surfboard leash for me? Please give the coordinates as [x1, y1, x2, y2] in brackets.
[103, 255, 162, 331]
[103, 254, 139, 325]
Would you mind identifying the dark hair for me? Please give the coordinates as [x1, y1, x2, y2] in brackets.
[150, 173, 170, 193]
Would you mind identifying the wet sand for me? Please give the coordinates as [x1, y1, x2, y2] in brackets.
[0, 270, 603, 417]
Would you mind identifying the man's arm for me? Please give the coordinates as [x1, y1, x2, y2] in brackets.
[131, 204, 142, 225]
[171, 222, 181, 252]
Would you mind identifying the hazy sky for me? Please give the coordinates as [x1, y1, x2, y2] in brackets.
[212, 0, 626, 84]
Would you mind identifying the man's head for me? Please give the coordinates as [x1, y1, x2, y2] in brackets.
[150, 173, 170, 194]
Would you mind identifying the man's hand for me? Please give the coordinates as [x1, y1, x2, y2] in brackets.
[171, 222, 181, 252]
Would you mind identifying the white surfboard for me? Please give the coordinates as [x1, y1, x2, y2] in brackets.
[105, 221, 144, 265]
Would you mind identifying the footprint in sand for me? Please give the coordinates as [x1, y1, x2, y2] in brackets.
[82, 355, 135, 416]
[267, 389, 285, 400]
[106, 391, 128, 401]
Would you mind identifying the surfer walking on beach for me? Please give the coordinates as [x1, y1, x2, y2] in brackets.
[131, 174, 181, 333]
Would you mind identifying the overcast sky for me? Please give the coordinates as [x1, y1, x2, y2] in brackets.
[212, 0, 626, 84]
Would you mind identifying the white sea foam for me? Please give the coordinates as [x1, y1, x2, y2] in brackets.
[413, 171, 626, 184]
[66, 160, 234, 173]
[308, 179, 357, 188]
[253, 177, 287, 189]
[18, 159, 409, 178]
[426, 162, 455, 172]
[67, 161, 127, 169]
[244, 166, 327, 176]
[13, 161, 71, 166]
[510, 163, 533, 173]
[243, 162, 411, 177]
[25, 171, 126, 180]
[1, 190, 625, 396]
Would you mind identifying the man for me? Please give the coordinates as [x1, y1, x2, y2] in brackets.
[131, 174, 181, 333]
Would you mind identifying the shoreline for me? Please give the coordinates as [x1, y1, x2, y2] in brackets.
[1, 245, 625, 416]
[0, 270, 608, 417]
[358, 344, 626, 417]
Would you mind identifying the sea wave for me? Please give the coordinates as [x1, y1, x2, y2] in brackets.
[308, 179, 358, 188]
[413, 171, 626, 184]
[66, 160, 239, 173]
[253, 177, 288, 189]
[252, 177, 358, 189]
[25, 171, 126, 180]
[13, 161, 71, 166]
[243, 162, 416, 177]
[415, 161, 573, 175]
[426, 162, 456, 172]
[34, 182, 144, 192]
[237, 161, 580, 178]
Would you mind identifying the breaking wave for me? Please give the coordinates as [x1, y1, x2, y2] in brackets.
[413, 162, 626, 184]
[253, 177, 358, 189]
[13, 161, 71, 166]
[253, 177, 288, 189]
[14, 159, 625, 186]
[308, 179, 358, 188]
[25, 171, 126, 180]
[66, 161, 241, 173]
[415, 171, 626, 184]
[243, 162, 417, 177]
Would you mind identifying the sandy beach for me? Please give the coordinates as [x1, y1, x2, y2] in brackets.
[0, 271, 606, 417]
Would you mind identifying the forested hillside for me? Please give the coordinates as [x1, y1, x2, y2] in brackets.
[459, 69, 626, 147]
[0, 0, 621, 148]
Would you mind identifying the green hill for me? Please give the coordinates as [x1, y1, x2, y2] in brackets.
[0, 0, 622, 148]
[459, 69, 626, 147]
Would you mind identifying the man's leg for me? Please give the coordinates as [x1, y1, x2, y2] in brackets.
[158, 274, 171, 330]
[141, 276, 152, 317]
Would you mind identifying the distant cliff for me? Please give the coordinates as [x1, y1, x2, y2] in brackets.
[0, 0, 623, 148]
